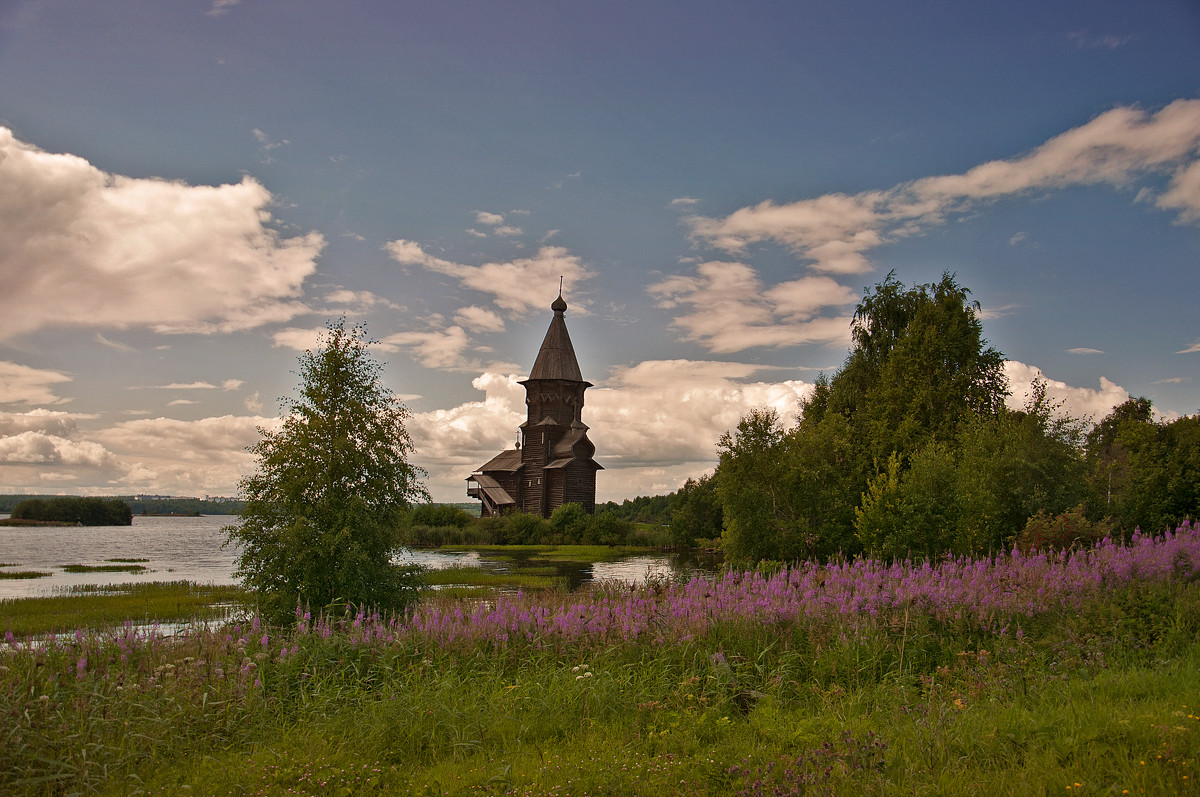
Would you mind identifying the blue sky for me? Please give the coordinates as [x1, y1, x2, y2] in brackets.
[1, 0, 1198, 502]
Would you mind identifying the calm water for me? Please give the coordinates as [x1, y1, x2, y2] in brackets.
[0, 514, 240, 599]
[0, 514, 719, 599]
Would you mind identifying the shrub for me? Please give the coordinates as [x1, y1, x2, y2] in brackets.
[1015, 505, 1114, 553]
[409, 504, 474, 528]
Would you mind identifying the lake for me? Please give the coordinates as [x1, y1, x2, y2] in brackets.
[0, 514, 719, 599]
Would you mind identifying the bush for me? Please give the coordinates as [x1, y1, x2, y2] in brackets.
[409, 504, 474, 528]
[499, 512, 553, 545]
[550, 503, 589, 540]
[1015, 506, 1114, 553]
[585, 512, 632, 546]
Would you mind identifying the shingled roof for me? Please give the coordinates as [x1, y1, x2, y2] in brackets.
[528, 294, 585, 382]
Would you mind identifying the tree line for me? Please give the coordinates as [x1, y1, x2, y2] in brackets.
[9, 496, 133, 526]
[663, 272, 1200, 564]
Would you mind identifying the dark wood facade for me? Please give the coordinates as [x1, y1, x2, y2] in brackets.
[467, 295, 601, 517]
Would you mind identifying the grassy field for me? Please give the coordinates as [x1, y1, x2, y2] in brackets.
[1, 529, 1199, 795]
[0, 581, 247, 638]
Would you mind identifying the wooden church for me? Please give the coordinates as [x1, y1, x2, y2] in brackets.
[467, 293, 601, 517]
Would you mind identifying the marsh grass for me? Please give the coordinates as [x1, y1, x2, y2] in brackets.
[0, 580, 247, 638]
[105, 557, 150, 563]
[60, 563, 149, 573]
[0, 570, 50, 579]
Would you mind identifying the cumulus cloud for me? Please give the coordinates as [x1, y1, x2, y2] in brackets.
[648, 261, 856, 353]
[385, 240, 593, 317]
[1157, 160, 1200, 223]
[379, 324, 475, 371]
[91, 414, 276, 494]
[0, 127, 324, 340]
[272, 326, 327, 352]
[322, 289, 401, 313]
[1004, 360, 1130, 421]
[454, 306, 507, 333]
[0, 361, 72, 405]
[0, 409, 89, 437]
[0, 431, 117, 467]
[685, 101, 1200, 273]
[587, 360, 811, 467]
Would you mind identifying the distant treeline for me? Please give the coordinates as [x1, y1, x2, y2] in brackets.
[9, 497, 133, 526]
[0, 495, 246, 516]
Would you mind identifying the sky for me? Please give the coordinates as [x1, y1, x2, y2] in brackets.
[1, 0, 1198, 504]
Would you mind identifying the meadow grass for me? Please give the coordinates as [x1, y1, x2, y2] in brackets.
[0, 580, 247, 638]
[2, 527, 1199, 795]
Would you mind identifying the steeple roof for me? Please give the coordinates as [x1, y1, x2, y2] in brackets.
[528, 295, 585, 382]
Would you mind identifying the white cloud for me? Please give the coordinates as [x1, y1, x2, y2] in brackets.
[1157, 160, 1200, 223]
[379, 321, 479, 371]
[95, 333, 136, 353]
[0, 361, 72, 405]
[0, 409, 90, 437]
[686, 101, 1200, 272]
[1003, 360, 1130, 421]
[91, 414, 276, 494]
[1179, 340, 1200, 355]
[0, 127, 325, 341]
[322, 288, 401, 313]
[647, 261, 856, 353]
[140, 380, 243, 391]
[454, 305, 507, 333]
[588, 360, 811, 467]
[386, 240, 593, 317]
[0, 431, 117, 468]
[167, 399, 199, 407]
[475, 211, 505, 226]
[1067, 347, 1104, 355]
[272, 326, 327, 352]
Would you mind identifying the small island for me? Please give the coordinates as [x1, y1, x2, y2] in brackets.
[0, 496, 133, 527]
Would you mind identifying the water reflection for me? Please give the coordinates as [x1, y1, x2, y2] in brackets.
[396, 547, 722, 591]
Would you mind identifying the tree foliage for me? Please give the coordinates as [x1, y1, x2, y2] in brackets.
[717, 273, 1014, 564]
[226, 320, 428, 623]
[11, 496, 132, 526]
[1086, 400, 1200, 536]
